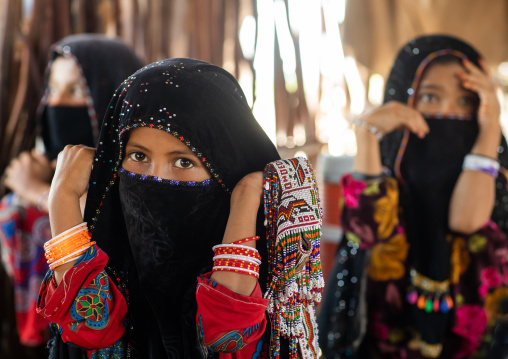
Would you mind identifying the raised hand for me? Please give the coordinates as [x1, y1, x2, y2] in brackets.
[459, 58, 501, 134]
[4, 149, 54, 207]
[50, 145, 95, 200]
[362, 101, 429, 139]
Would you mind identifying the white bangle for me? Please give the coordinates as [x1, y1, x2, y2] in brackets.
[463, 154, 500, 177]
[353, 118, 383, 140]
[213, 254, 262, 266]
[212, 243, 259, 252]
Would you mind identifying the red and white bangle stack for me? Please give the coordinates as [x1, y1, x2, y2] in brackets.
[43, 222, 95, 270]
[212, 236, 261, 278]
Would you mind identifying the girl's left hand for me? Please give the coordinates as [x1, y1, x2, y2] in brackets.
[230, 171, 264, 211]
[459, 58, 501, 133]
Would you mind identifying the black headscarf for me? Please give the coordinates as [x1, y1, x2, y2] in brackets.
[38, 34, 144, 159]
[380, 35, 508, 348]
[79, 58, 280, 358]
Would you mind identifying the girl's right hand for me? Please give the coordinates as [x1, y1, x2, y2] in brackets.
[362, 101, 429, 139]
[51, 145, 95, 200]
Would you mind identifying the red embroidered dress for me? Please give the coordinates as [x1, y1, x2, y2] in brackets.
[37, 245, 269, 358]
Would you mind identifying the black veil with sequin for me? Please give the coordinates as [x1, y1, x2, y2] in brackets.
[53, 58, 281, 358]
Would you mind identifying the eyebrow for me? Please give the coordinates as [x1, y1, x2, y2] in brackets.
[418, 84, 444, 91]
[126, 142, 196, 156]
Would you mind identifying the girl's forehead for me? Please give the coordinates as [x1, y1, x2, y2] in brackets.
[49, 57, 81, 83]
[419, 62, 464, 83]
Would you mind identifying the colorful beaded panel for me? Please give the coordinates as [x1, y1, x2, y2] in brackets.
[263, 157, 323, 359]
[118, 168, 212, 187]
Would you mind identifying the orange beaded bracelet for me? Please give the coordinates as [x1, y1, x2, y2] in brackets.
[44, 223, 94, 269]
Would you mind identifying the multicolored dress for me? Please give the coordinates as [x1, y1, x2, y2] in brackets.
[318, 174, 508, 358]
[0, 193, 50, 346]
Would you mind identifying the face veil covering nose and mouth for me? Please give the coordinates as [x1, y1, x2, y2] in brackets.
[44, 106, 94, 160]
[118, 169, 230, 355]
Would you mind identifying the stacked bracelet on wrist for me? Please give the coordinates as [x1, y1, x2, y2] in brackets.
[353, 118, 383, 140]
[212, 236, 261, 278]
[462, 154, 500, 177]
[44, 222, 95, 270]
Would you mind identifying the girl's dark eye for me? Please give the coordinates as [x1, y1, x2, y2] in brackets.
[420, 93, 438, 103]
[175, 158, 194, 169]
[128, 152, 147, 162]
[458, 96, 477, 107]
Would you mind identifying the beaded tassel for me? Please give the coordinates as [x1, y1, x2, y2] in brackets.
[406, 268, 454, 313]
[263, 157, 324, 359]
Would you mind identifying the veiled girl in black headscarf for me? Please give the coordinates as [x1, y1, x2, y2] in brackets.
[34, 58, 303, 359]
[318, 35, 508, 358]
[0, 34, 142, 350]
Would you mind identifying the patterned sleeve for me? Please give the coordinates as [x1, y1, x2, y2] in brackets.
[341, 174, 401, 249]
[449, 220, 508, 355]
[196, 272, 268, 357]
[37, 245, 128, 350]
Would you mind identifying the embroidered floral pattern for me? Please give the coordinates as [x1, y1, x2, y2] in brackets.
[207, 330, 247, 353]
[479, 267, 503, 298]
[89, 337, 126, 358]
[348, 217, 374, 248]
[484, 287, 508, 323]
[450, 237, 470, 284]
[468, 234, 487, 253]
[341, 174, 366, 208]
[69, 271, 111, 331]
[367, 233, 409, 281]
[373, 177, 399, 239]
[452, 305, 487, 352]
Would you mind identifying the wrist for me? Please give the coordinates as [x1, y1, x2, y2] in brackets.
[229, 196, 260, 219]
[231, 182, 262, 208]
[48, 187, 81, 211]
[472, 124, 501, 158]
[353, 118, 383, 141]
[24, 182, 50, 207]
[478, 120, 501, 136]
